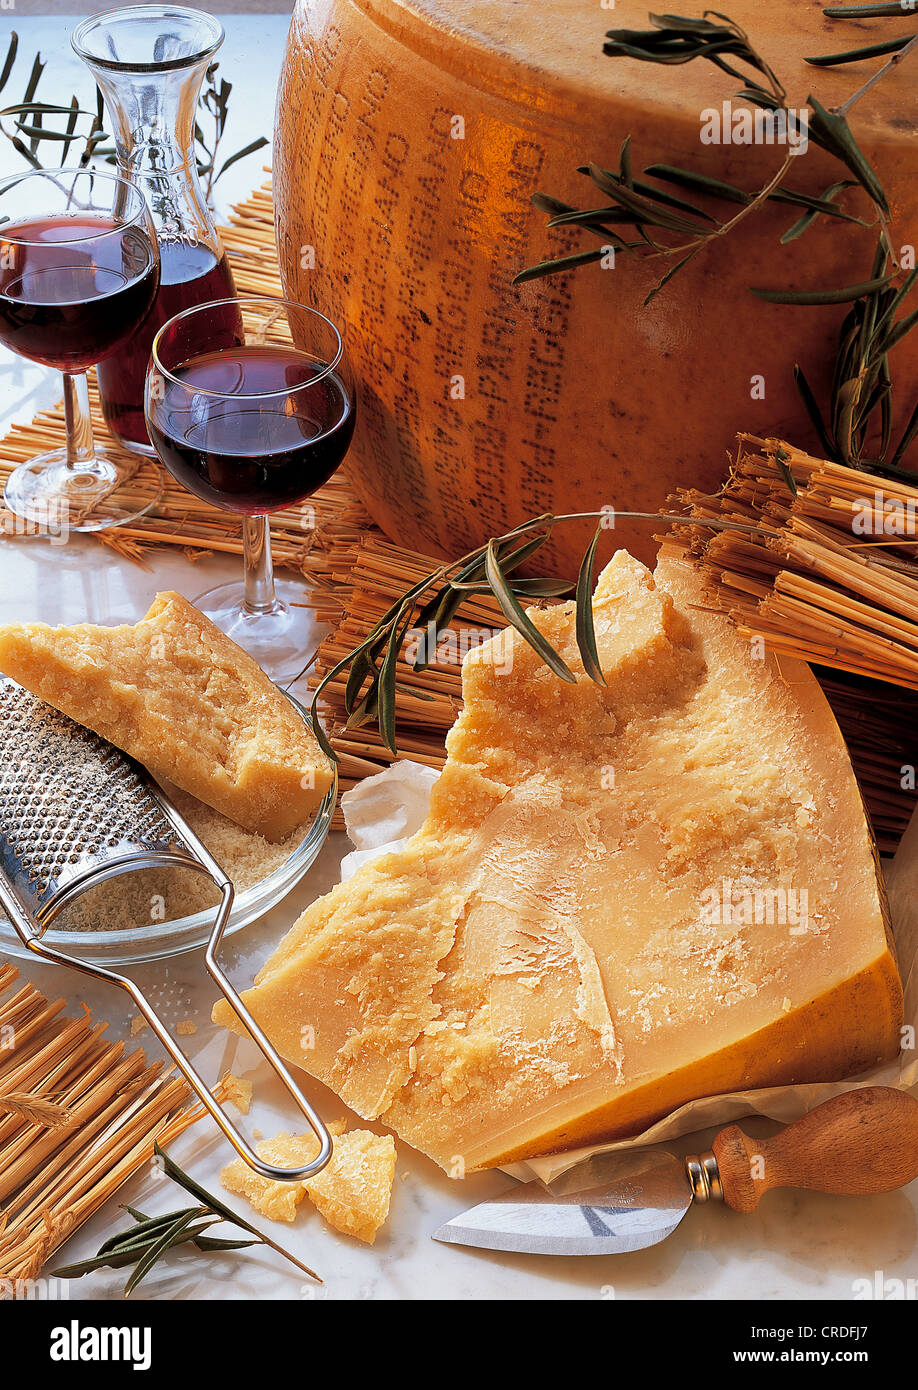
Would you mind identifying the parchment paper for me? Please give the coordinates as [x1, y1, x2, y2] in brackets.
[339, 760, 918, 1185]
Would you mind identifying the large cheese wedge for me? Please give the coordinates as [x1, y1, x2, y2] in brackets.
[214, 549, 902, 1169]
[0, 592, 333, 841]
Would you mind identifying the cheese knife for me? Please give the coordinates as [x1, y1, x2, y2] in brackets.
[432, 1086, 918, 1256]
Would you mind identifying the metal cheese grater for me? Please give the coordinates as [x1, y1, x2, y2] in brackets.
[0, 676, 331, 1182]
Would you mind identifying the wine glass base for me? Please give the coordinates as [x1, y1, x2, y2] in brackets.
[192, 578, 327, 686]
[4, 447, 162, 533]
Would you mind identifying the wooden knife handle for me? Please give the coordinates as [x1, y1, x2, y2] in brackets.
[711, 1087, 918, 1214]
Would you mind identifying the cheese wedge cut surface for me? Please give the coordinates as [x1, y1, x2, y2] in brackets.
[0, 592, 332, 841]
[214, 549, 901, 1170]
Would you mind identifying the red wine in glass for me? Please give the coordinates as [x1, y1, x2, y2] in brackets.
[96, 241, 240, 450]
[146, 344, 355, 513]
[0, 166, 162, 534]
[146, 295, 356, 681]
[0, 214, 158, 371]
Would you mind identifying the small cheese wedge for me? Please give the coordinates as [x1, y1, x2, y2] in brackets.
[303, 1129, 396, 1244]
[223, 1075, 254, 1114]
[0, 592, 332, 841]
[214, 549, 902, 1171]
[220, 1122, 396, 1244]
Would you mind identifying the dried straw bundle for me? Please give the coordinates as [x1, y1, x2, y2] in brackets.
[0, 962, 210, 1285]
[669, 435, 918, 690]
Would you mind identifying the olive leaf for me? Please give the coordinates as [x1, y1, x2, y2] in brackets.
[824, 2, 917, 14]
[575, 525, 607, 685]
[806, 35, 914, 66]
[0, 31, 18, 94]
[513, 247, 607, 284]
[793, 363, 836, 460]
[750, 274, 895, 305]
[804, 95, 890, 218]
[780, 181, 856, 243]
[378, 601, 411, 754]
[774, 446, 799, 498]
[485, 540, 576, 683]
[215, 136, 269, 182]
[806, 2, 918, 65]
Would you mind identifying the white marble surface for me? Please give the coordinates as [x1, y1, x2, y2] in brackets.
[1, 11, 917, 1304]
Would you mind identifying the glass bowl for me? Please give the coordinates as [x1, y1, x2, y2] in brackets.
[0, 693, 336, 968]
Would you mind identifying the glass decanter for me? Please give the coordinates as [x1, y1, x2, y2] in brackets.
[72, 5, 240, 456]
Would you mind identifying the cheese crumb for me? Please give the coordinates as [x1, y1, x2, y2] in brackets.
[177, 1020, 197, 1036]
[130, 1016, 148, 1037]
[223, 1074, 254, 1114]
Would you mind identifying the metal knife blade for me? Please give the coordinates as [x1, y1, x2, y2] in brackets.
[433, 1147, 693, 1256]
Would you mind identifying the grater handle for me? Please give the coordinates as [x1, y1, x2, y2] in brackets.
[22, 884, 332, 1184]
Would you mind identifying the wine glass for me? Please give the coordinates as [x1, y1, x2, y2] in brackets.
[0, 167, 161, 531]
[146, 295, 356, 682]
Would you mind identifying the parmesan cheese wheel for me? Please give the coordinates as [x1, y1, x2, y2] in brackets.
[275, 0, 918, 571]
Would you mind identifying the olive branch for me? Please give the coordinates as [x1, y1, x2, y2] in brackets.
[515, 8, 912, 295]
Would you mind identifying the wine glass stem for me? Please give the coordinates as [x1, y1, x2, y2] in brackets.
[242, 514, 279, 614]
[62, 371, 98, 472]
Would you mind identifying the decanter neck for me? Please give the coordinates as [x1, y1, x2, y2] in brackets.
[92, 60, 214, 239]
[94, 59, 205, 175]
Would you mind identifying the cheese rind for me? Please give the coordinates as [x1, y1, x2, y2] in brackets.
[214, 550, 901, 1170]
[277, 0, 918, 575]
[0, 592, 333, 841]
